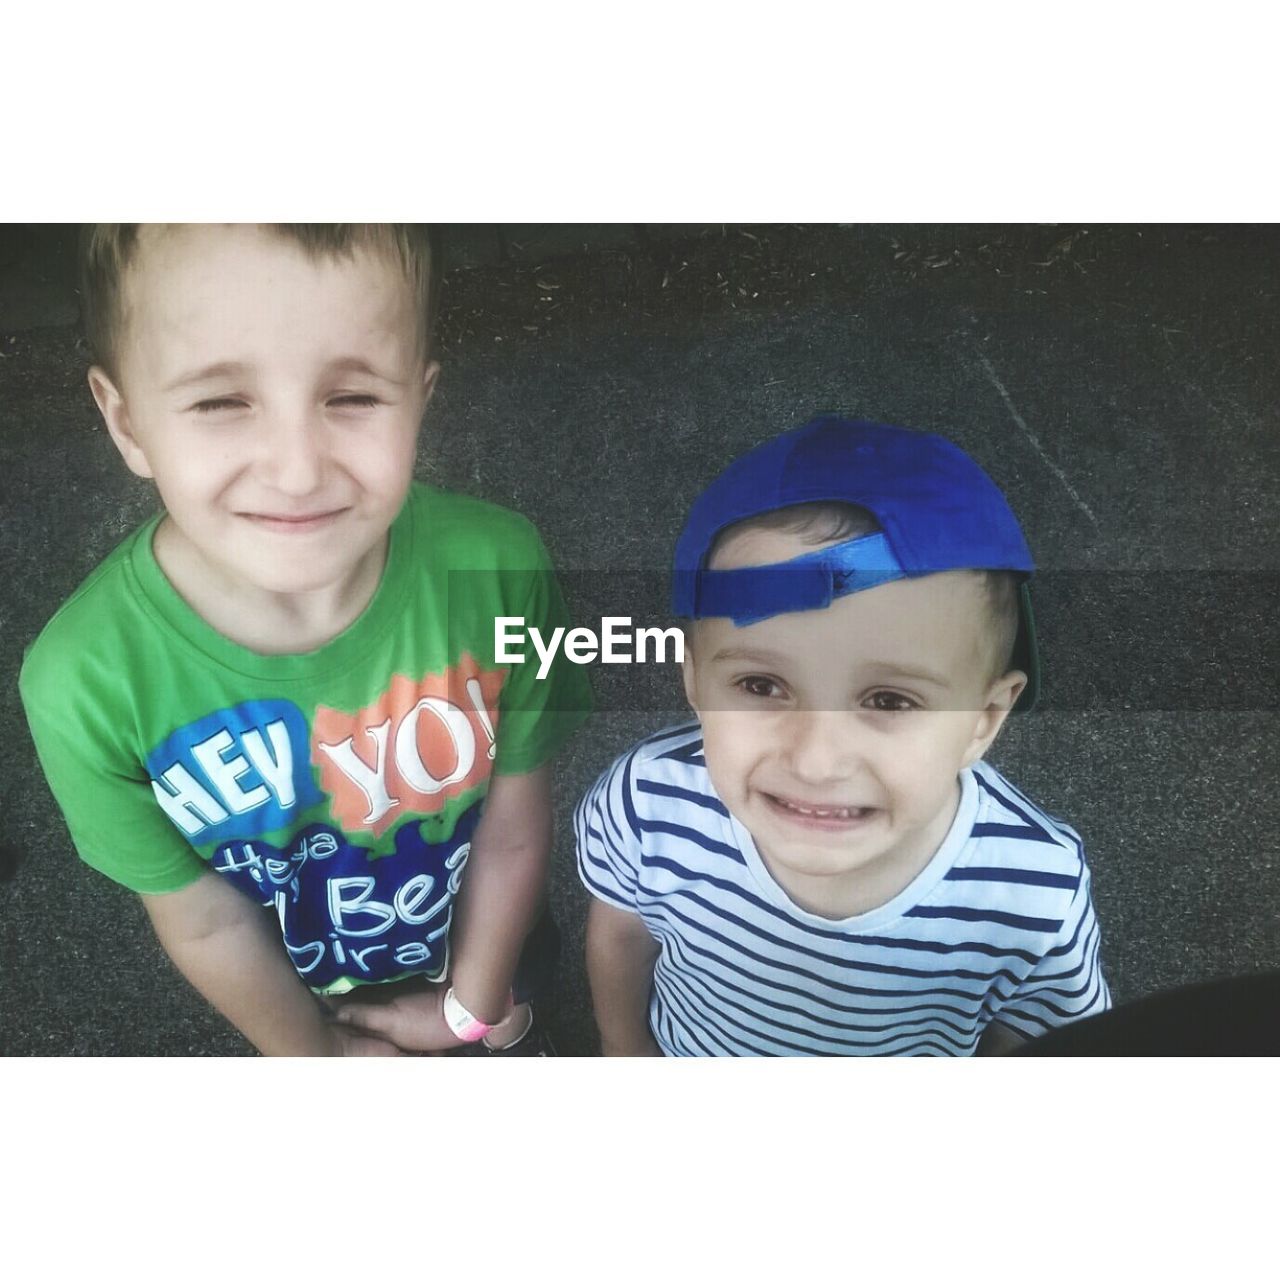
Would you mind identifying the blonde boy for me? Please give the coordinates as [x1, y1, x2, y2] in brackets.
[21, 225, 589, 1055]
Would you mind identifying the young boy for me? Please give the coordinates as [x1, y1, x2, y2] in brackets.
[576, 415, 1109, 1055]
[19, 224, 590, 1055]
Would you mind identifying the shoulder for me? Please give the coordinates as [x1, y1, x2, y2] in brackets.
[575, 722, 733, 894]
[964, 759, 1091, 889]
[629, 721, 710, 781]
[407, 483, 552, 571]
[576, 721, 715, 826]
[20, 528, 150, 721]
[610, 720, 708, 786]
[921, 762, 1101, 965]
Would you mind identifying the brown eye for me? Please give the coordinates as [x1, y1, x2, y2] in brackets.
[865, 691, 917, 713]
[735, 675, 783, 699]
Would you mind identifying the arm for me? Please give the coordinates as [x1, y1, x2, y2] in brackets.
[586, 897, 663, 1056]
[447, 763, 555, 1025]
[333, 763, 555, 1050]
[143, 871, 400, 1056]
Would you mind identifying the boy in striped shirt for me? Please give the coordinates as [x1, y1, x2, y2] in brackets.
[575, 416, 1109, 1055]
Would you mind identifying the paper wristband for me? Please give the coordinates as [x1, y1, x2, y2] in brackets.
[442, 987, 494, 1043]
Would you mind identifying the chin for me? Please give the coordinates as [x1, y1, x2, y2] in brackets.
[752, 819, 869, 871]
[771, 843, 877, 881]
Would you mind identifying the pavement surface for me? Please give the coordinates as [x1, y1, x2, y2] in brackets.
[1, 223, 1277, 1055]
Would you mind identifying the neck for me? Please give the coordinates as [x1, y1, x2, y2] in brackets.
[153, 517, 388, 655]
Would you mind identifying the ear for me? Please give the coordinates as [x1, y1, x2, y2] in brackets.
[959, 669, 1028, 769]
[421, 359, 441, 408]
[88, 366, 153, 480]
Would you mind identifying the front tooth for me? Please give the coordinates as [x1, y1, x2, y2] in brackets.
[782, 799, 859, 817]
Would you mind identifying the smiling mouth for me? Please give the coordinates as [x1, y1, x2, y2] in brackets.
[240, 510, 347, 532]
[764, 794, 876, 826]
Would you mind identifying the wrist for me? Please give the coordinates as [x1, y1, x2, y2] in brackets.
[442, 986, 509, 1043]
[447, 978, 512, 1030]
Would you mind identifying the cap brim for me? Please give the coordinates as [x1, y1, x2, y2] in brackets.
[1010, 579, 1040, 714]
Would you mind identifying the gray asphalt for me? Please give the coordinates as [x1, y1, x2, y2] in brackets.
[1, 223, 1277, 1055]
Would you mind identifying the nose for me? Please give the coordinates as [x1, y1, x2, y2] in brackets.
[259, 410, 327, 497]
[782, 711, 858, 788]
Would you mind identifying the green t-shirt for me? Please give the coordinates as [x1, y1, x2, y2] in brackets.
[20, 484, 592, 992]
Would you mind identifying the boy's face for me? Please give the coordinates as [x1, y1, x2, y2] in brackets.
[683, 525, 1025, 913]
[90, 225, 437, 601]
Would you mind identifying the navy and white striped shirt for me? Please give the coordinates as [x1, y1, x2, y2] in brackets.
[575, 723, 1110, 1056]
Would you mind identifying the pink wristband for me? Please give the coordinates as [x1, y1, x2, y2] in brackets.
[442, 987, 494, 1043]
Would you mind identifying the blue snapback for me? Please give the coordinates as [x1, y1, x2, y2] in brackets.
[672, 415, 1041, 712]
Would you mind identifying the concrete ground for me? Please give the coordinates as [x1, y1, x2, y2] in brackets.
[1, 223, 1277, 1055]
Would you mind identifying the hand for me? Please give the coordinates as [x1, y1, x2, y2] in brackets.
[327, 1021, 408, 1057]
[330, 982, 463, 1054]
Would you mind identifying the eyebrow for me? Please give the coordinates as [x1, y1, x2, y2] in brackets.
[321, 356, 406, 386]
[709, 647, 788, 665]
[711, 648, 952, 688]
[863, 662, 952, 688]
[163, 361, 252, 393]
[163, 356, 405, 394]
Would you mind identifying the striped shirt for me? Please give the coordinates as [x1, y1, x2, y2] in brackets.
[575, 723, 1110, 1056]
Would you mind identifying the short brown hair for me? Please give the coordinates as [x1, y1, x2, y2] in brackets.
[78, 223, 438, 380]
[708, 501, 881, 559]
[710, 500, 1021, 682]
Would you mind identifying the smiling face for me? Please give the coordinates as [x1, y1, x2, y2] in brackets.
[683, 524, 1026, 918]
[89, 224, 437, 632]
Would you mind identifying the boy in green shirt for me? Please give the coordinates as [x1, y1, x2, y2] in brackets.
[19, 224, 590, 1055]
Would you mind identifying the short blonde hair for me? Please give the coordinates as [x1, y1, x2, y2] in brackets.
[78, 223, 438, 380]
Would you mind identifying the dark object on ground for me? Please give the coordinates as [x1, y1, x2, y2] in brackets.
[1014, 972, 1280, 1055]
[479, 1016, 558, 1057]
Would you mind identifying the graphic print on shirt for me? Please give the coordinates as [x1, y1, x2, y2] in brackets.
[312, 660, 505, 837]
[143, 655, 507, 988]
[145, 698, 325, 840]
[211, 809, 480, 988]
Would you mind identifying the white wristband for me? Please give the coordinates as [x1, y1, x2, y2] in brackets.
[442, 987, 494, 1043]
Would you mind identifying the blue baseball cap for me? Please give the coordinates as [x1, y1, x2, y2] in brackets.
[672, 415, 1041, 712]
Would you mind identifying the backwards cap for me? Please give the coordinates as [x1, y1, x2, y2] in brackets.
[671, 415, 1041, 712]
